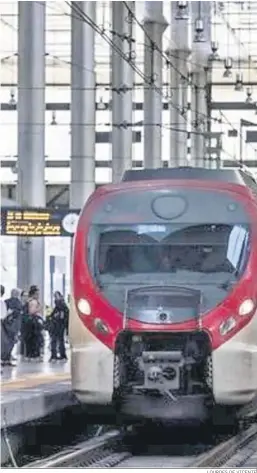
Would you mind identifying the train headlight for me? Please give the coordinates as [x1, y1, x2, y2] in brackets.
[77, 298, 91, 316]
[238, 299, 255, 316]
[219, 317, 236, 336]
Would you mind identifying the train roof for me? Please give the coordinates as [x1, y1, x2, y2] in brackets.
[122, 167, 257, 188]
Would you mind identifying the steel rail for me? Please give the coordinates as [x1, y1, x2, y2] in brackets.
[23, 430, 122, 468]
[24, 422, 257, 468]
[191, 423, 257, 468]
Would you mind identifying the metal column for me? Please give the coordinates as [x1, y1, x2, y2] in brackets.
[143, 2, 168, 169]
[190, 71, 208, 167]
[17, 2, 45, 301]
[168, 3, 190, 167]
[111, 2, 134, 183]
[70, 1, 96, 208]
[190, 1, 211, 168]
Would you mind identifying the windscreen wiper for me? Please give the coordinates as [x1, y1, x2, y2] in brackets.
[218, 279, 235, 291]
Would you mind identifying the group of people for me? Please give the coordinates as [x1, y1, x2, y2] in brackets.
[0, 284, 69, 367]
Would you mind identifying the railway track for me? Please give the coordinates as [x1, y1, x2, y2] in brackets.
[24, 422, 257, 469]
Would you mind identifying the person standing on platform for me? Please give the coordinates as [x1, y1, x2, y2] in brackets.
[20, 290, 29, 359]
[29, 285, 45, 359]
[47, 291, 69, 362]
[0, 285, 7, 320]
[25, 298, 44, 361]
[1, 285, 7, 368]
[65, 294, 70, 343]
[1, 288, 23, 366]
[28, 285, 41, 307]
[21, 290, 29, 306]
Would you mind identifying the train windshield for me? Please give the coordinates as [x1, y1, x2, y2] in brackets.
[96, 223, 250, 282]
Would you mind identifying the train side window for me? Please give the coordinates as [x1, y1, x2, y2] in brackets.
[226, 225, 248, 272]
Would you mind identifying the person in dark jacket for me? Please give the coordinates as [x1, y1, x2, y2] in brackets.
[20, 289, 29, 358]
[1, 285, 7, 369]
[1, 288, 22, 366]
[0, 284, 6, 319]
[47, 291, 69, 362]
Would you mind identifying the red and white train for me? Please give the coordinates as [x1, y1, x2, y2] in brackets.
[70, 167, 257, 424]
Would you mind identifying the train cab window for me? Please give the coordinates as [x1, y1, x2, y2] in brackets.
[95, 223, 250, 280]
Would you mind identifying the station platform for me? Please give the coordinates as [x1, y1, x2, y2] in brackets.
[1, 356, 78, 429]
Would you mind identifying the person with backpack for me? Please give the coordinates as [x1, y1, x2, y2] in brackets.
[0, 285, 7, 320]
[47, 291, 69, 362]
[20, 289, 29, 359]
[1, 284, 7, 369]
[1, 288, 23, 366]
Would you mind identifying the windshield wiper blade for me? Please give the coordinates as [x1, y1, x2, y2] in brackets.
[218, 279, 235, 291]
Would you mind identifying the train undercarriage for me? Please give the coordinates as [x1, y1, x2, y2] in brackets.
[113, 330, 215, 424]
[112, 330, 257, 426]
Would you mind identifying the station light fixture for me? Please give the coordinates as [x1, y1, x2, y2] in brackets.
[175, 1, 189, 20]
[97, 96, 106, 110]
[50, 110, 57, 125]
[245, 87, 253, 104]
[223, 57, 233, 78]
[9, 89, 16, 105]
[234, 72, 243, 91]
[209, 41, 219, 61]
[194, 18, 205, 42]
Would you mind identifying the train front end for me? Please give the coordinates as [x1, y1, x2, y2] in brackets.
[70, 169, 257, 423]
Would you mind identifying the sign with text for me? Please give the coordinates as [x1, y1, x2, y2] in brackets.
[1, 208, 80, 237]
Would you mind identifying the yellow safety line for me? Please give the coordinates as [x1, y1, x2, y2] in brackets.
[1, 372, 70, 392]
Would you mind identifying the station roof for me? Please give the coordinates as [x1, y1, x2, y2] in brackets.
[2, 1, 257, 86]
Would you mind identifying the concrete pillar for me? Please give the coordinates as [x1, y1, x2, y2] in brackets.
[168, 3, 190, 167]
[190, 1, 211, 168]
[17, 2, 45, 301]
[70, 2, 96, 208]
[143, 2, 168, 169]
[111, 2, 134, 183]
